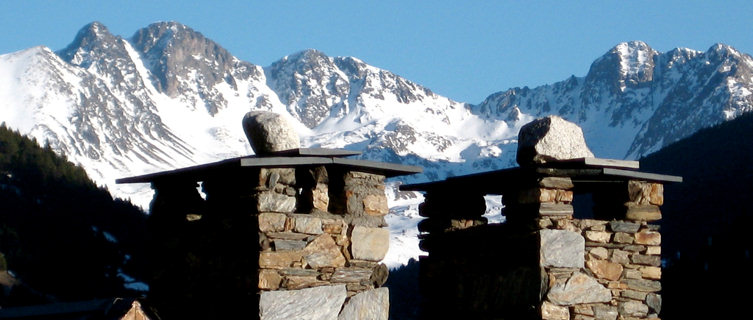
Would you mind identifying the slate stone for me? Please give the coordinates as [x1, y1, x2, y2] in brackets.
[573, 305, 594, 316]
[260, 168, 297, 186]
[259, 251, 304, 269]
[267, 171, 280, 189]
[280, 269, 320, 277]
[257, 191, 296, 213]
[517, 115, 595, 166]
[585, 231, 611, 243]
[623, 278, 661, 292]
[612, 232, 634, 244]
[624, 204, 662, 221]
[631, 254, 661, 266]
[546, 272, 612, 305]
[623, 244, 645, 252]
[621, 289, 648, 300]
[646, 293, 662, 314]
[618, 300, 648, 317]
[623, 269, 642, 279]
[331, 268, 373, 283]
[259, 284, 347, 320]
[588, 247, 609, 260]
[303, 234, 346, 268]
[243, 111, 300, 155]
[285, 276, 328, 290]
[258, 269, 282, 290]
[312, 184, 330, 211]
[337, 287, 389, 320]
[540, 229, 585, 268]
[541, 301, 570, 320]
[634, 230, 661, 245]
[266, 232, 310, 240]
[259, 212, 287, 232]
[577, 219, 608, 230]
[363, 194, 389, 216]
[351, 226, 390, 261]
[609, 221, 640, 233]
[639, 266, 661, 280]
[538, 177, 574, 189]
[609, 249, 630, 264]
[592, 305, 618, 320]
[259, 232, 271, 251]
[274, 239, 307, 251]
[370, 263, 389, 287]
[293, 215, 323, 235]
[586, 260, 623, 281]
[539, 203, 574, 216]
[627, 180, 664, 206]
[322, 219, 346, 235]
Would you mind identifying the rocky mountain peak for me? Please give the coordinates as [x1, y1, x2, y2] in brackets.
[4, 23, 753, 268]
[657, 47, 700, 69]
[266, 49, 351, 128]
[129, 21, 190, 54]
[76, 21, 112, 41]
[284, 49, 330, 65]
[57, 21, 122, 68]
[708, 43, 739, 56]
[130, 21, 260, 114]
[703, 43, 751, 71]
[585, 41, 658, 93]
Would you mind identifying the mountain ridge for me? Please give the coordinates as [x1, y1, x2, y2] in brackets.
[2, 21, 753, 266]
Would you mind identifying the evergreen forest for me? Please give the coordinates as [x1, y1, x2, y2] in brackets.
[0, 123, 148, 306]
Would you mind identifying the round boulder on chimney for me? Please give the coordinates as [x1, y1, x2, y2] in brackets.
[516, 115, 594, 166]
[242, 111, 301, 155]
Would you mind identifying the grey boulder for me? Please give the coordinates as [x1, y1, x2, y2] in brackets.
[243, 111, 300, 155]
[517, 115, 594, 166]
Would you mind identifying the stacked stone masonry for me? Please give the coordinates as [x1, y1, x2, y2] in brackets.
[416, 174, 668, 320]
[256, 168, 390, 320]
[530, 178, 663, 320]
[144, 166, 392, 320]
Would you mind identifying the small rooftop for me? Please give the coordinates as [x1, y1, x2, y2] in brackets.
[401, 157, 682, 194]
[117, 148, 422, 184]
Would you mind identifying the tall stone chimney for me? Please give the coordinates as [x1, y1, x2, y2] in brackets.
[117, 111, 421, 319]
[402, 116, 680, 319]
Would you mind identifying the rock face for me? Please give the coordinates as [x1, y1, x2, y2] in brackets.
[516, 115, 595, 166]
[259, 284, 347, 320]
[338, 288, 389, 320]
[242, 111, 301, 154]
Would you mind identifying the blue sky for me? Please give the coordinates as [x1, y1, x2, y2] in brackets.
[1, 1, 751, 104]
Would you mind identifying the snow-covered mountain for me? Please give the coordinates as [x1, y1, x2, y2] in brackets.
[475, 41, 753, 159]
[2, 22, 752, 266]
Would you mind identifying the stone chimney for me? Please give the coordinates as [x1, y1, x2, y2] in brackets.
[402, 116, 679, 319]
[117, 111, 421, 319]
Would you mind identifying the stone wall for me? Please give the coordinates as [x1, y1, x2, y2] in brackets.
[254, 167, 392, 320]
[418, 176, 665, 320]
[526, 178, 663, 320]
[147, 166, 391, 320]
